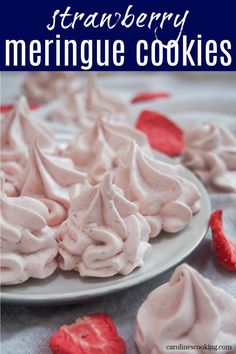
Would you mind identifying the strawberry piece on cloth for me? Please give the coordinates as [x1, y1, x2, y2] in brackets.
[209, 210, 236, 272]
[49, 313, 126, 354]
[136, 110, 185, 156]
[131, 92, 170, 104]
[0, 103, 40, 114]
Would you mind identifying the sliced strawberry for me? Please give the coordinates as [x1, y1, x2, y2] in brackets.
[49, 313, 126, 354]
[209, 210, 236, 272]
[0, 103, 40, 114]
[131, 92, 170, 104]
[136, 110, 185, 157]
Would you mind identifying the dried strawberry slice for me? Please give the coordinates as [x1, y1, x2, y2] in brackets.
[49, 313, 126, 354]
[0, 103, 40, 114]
[209, 210, 236, 272]
[131, 92, 170, 104]
[136, 110, 185, 156]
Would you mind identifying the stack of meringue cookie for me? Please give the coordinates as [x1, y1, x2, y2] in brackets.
[1, 90, 201, 285]
[3, 73, 235, 354]
[23, 72, 129, 126]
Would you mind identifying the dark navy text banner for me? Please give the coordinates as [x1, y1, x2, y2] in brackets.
[0, 0, 235, 70]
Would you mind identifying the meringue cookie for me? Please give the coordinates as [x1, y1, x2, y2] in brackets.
[48, 87, 89, 126]
[83, 74, 128, 120]
[0, 96, 57, 184]
[0, 191, 58, 285]
[22, 71, 78, 103]
[63, 116, 152, 184]
[0, 171, 18, 197]
[115, 141, 201, 237]
[182, 122, 236, 193]
[57, 174, 151, 277]
[17, 139, 87, 227]
[135, 263, 236, 354]
[48, 74, 128, 127]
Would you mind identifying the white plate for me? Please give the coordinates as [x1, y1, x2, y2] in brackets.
[1, 153, 211, 305]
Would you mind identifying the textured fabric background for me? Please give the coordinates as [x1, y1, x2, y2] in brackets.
[1, 72, 236, 354]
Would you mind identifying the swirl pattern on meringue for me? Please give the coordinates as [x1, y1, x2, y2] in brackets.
[135, 263, 236, 354]
[48, 87, 88, 126]
[22, 71, 78, 103]
[1, 191, 58, 285]
[83, 74, 128, 120]
[57, 174, 151, 277]
[63, 116, 152, 184]
[115, 141, 201, 237]
[48, 74, 128, 126]
[17, 139, 88, 227]
[0, 172, 18, 197]
[0, 96, 57, 184]
[182, 122, 236, 192]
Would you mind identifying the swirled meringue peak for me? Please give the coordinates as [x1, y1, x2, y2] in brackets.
[63, 116, 152, 185]
[49, 74, 128, 126]
[48, 87, 89, 126]
[0, 96, 57, 184]
[22, 71, 78, 103]
[0, 191, 58, 285]
[115, 141, 201, 237]
[0, 171, 18, 197]
[17, 138, 88, 227]
[57, 173, 151, 277]
[135, 263, 236, 354]
[182, 122, 236, 192]
[83, 74, 128, 120]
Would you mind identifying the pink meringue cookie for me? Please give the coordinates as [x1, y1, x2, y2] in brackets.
[83, 74, 128, 120]
[182, 122, 236, 193]
[57, 174, 151, 277]
[22, 71, 78, 103]
[0, 171, 18, 197]
[0, 96, 57, 184]
[48, 87, 88, 126]
[17, 139, 88, 227]
[135, 263, 236, 354]
[0, 191, 58, 285]
[48, 74, 128, 127]
[115, 141, 201, 237]
[63, 116, 152, 185]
